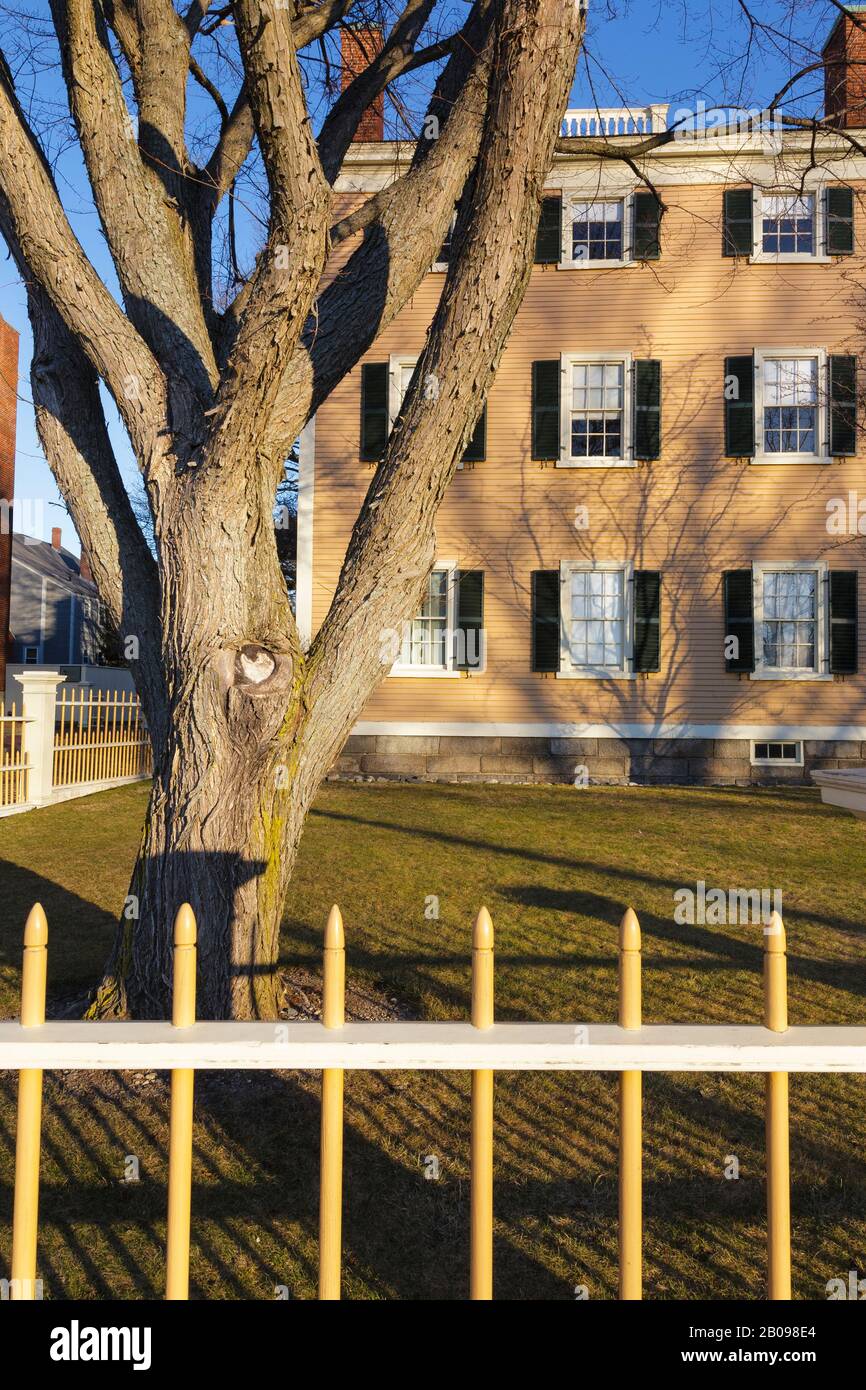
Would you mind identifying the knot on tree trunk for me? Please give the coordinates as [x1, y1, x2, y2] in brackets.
[221, 642, 296, 749]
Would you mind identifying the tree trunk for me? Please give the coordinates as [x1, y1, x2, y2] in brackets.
[91, 739, 316, 1020]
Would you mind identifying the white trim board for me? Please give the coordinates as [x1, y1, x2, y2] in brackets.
[1, 1021, 865, 1073]
[295, 416, 315, 650]
[353, 721, 866, 740]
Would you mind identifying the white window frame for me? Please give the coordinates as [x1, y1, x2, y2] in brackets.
[752, 347, 830, 466]
[558, 192, 636, 270]
[749, 739, 804, 767]
[388, 561, 463, 678]
[557, 560, 636, 680]
[751, 559, 831, 682]
[750, 186, 831, 265]
[22, 645, 40, 664]
[558, 352, 634, 469]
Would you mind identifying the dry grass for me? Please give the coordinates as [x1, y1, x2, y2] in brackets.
[1, 779, 865, 1299]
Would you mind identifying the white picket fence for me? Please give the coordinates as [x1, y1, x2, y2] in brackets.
[0, 672, 150, 815]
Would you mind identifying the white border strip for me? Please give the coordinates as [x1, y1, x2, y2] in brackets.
[295, 416, 315, 650]
[353, 721, 866, 740]
[1, 1022, 865, 1072]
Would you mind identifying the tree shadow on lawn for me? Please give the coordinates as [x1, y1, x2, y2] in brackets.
[0, 860, 118, 1016]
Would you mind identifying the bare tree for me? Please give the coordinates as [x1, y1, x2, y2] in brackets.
[0, 0, 583, 1018]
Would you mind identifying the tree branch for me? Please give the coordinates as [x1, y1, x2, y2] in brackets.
[0, 50, 174, 477]
[49, 0, 219, 405]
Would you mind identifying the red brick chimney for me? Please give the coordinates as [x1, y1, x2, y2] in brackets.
[51, 526, 62, 551]
[823, 8, 866, 128]
[0, 314, 17, 697]
[341, 25, 385, 141]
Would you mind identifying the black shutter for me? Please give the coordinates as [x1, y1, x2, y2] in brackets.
[830, 355, 857, 456]
[830, 571, 858, 674]
[633, 191, 662, 260]
[461, 405, 487, 463]
[535, 195, 562, 264]
[532, 361, 560, 460]
[633, 571, 661, 672]
[454, 571, 484, 671]
[634, 360, 662, 460]
[531, 571, 560, 672]
[826, 186, 855, 256]
[723, 187, 753, 257]
[724, 355, 755, 456]
[724, 570, 755, 672]
[360, 362, 388, 461]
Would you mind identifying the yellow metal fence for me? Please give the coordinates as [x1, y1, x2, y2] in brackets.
[0, 703, 29, 809]
[52, 688, 151, 789]
[3, 898, 848, 1302]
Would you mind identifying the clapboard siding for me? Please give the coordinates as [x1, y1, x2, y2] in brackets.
[310, 178, 866, 728]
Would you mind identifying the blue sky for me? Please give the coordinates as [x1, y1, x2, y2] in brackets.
[0, 0, 843, 553]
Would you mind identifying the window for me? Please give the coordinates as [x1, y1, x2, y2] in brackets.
[571, 362, 624, 459]
[388, 354, 486, 467]
[561, 354, 632, 467]
[568, 568, 625, 668]
[23, 646, 39, 664]
[559, 563, 633, 678]
[761, 570, 816, 669]
[752, 562, 828, 680]
[751, 740, 804, 767]
[760, 193, 815, 256]
[571, 200, 624, 262]
[389, 567, 486, 676]
[762, 357, 817, 454]
[399, 569, 449, 670]
[753, 349, 827, 464]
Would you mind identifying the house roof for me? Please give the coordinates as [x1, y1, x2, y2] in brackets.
[11, 532, 98, 598]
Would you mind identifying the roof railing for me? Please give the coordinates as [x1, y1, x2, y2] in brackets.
[561, 104, 668, 138]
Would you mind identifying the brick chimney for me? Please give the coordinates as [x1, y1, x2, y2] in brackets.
[0, 314, 17, 697]
[341, 25, 385, 141]
[824, 6, 866, 128]
[51, 526, 62, 551]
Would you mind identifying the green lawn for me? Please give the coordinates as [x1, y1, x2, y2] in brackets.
[1, 780, 865, 1299]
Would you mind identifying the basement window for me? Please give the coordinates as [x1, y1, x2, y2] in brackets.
[750, 740, 804, 767]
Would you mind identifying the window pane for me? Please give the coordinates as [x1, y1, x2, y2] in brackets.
[568, 569, 624, 668]
[763, 358, 817, 453]
[401, 570, 449, 667]
[761, 570, 816, 669]
[761, 193, 815, 255]
[570, 362, 624, 459]
[572, 201, 624, 261]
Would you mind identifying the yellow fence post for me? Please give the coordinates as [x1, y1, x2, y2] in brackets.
[470, 905, 494, 1300]
[618, 906, 642, 1301]
[166, 903, 197, 1301]
[764, 909, 792, 1301]
[318, 904, 346, 1300]
[10, 903, 48, 1301]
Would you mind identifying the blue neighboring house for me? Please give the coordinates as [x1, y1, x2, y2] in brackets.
[9, 530, 105, 666]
